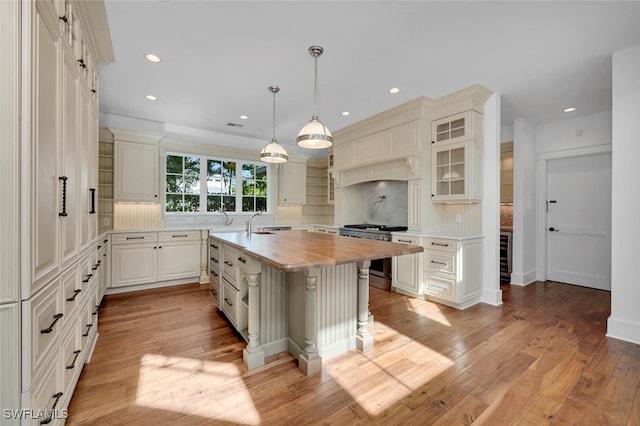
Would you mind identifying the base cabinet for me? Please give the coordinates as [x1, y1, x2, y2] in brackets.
[423, 236, 483, 309]
[218, 242, 248, 337]
[392, 234, 424, 298]
[110, 231, 201, 289]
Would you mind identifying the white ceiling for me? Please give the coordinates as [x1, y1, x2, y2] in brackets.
[99, 1, 640, 159]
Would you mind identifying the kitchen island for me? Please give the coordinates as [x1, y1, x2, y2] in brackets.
[208, 230, 423, 375]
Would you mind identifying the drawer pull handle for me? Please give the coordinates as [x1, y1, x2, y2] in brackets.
[430, 260, 448, 266]
[210, 257, 219, 263]
[89, 188, 96, 214]
[238, 257, 246, 264]
[397, 239, 413, 243]
[66, 350, 82, 369]
[210, 244, 218, 249]
[58, 176, 68, 217]
[224, 298, 233, 307]
[92, 306, 99, 316]
[104, 239, 109, 243]
[39, 392, 64, 424]
[126, 236, 145, 240]
[224, 261, 233, 267]
[172, 234, 188, 238]
[210, 289, 218, 297]
[40, 313, 63, 334]
[210, 270, 218, 276]
[66, 289, 82, 302]
[97, 245, 102, 250]
[431, 242, 449, 247]
[82, 274, 93, 283]
[82, 323, 93, 337]
[92, 264, 99, 271]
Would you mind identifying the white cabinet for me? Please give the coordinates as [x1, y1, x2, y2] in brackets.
[209, 239, 222, 308]
[431, 111, 483, 203]
[110, 231, 201, 288]
[157, 231, 202, 281]
[114, 141, 159, 202]
[279, 161, 307, 205]
[315, 226, 338, 235]
[392, 234, 424, 298]
[219, 243, 248, 336]
[423, 236, 483, 309]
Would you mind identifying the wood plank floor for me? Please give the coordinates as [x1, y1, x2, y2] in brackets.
[66, 281, 640, 425]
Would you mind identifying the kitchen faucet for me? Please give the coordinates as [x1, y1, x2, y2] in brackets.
[217, 209, 233, 226]
[246, 210, 262, 235]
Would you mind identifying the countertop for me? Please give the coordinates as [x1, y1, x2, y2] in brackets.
[395, 230, 483, 240]
[209, 230, 423, 272]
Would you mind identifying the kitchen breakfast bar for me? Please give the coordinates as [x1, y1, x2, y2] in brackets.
[208, 230, 423, 375]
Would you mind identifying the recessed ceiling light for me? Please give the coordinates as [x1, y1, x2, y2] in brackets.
[239, 115, 248, 120]
[341, 111, 350, 116]
[564, 107, 576, 112]
[144, 54, 161, 63]
[389, 87, 400, 94]
[145, 95, 157, 101]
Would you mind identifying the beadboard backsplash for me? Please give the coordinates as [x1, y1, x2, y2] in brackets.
[114, 203, 161, 229]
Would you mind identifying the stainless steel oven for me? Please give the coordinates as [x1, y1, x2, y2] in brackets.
[339, 224, 408, 291]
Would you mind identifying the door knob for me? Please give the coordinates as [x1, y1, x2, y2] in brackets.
[548, 227, 559, 232]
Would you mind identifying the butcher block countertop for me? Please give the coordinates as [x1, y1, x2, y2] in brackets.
[209, 230, 423, 272]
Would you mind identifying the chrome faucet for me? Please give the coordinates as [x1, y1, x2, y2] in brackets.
[217, 209, 233, 227]
[246, 210, 262, 235]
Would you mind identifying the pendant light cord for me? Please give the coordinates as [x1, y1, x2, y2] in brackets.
[272, 89, 277, 141]
[313, 55, 318, 119]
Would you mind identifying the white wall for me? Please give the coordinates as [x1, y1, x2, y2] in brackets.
[608, 44, 640, 344]
[512, 118, 537, 285]
[536, 110, 612, 154]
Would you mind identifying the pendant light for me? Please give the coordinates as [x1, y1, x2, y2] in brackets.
[260, 86, 288, 163]
[296, 45, 333, 149]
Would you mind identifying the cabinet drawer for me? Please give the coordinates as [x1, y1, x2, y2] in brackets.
[425, 251, 456, 275]
[158, 230, 200, 242]
[393, 235, 420, 245]
[209, 279, 220, 308]
[61, 266, 81, 318]
[221, 278, 239, 326]
[23, 278, 63, 385]
[425, 275, 456, 302]
[25, 352, 65, 426]
[111, 232, 157, 244]
[221, 245, 239, 285]
[61, 318, 82, 398]
[424, 238, 457, 253]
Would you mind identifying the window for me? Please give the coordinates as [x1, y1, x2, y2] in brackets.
[165, 153, 269, 214]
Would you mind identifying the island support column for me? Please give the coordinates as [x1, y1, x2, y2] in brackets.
[243, 261, 265, 370]
[299, 267, 322, 375]
[356, 260, 374, 352]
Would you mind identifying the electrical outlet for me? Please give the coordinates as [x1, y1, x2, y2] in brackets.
[102, 217, 110, 226]
[455, 213, 462, 223]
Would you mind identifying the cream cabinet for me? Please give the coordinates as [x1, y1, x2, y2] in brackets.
[110, 231, 202, 288]
[392, 234, 424, 298]
[114, 140, 159, 202]
[209, 239, 222, 308]
[279, 161, 307, 205]
[423, 236, 483, 309]
[219, 243, 249, 336]
[431, 110, 483, 203]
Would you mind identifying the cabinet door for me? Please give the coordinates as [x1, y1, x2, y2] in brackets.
[392, 235, 422, 295]
[114, 141, 159, 202]
[158, 241, 201, 281]
[111, 243, 157, 287]
[431, 140, 482, 203]
[278, 161, 307, 205]
[30, 5, 62, 292]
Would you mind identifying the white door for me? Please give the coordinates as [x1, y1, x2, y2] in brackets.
[546, 153, 611, 290]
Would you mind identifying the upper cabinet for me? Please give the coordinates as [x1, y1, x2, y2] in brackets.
[431, 111, 484, 203]
[278, 161, 307, 205]
[114, 139, 160, 202]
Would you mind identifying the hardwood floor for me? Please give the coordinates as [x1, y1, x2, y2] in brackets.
[66, 281, 640, 425]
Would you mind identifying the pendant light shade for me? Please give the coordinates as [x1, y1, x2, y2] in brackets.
[297, 45, 333, 149]
[260, 86, 288, 163]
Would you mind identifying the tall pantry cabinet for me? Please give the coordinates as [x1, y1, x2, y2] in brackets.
[0, 1, 113, 423]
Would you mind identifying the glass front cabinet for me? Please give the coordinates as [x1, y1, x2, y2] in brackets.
[431, 111, 483, 203]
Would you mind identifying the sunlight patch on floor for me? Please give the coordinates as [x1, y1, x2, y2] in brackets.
[327, 321, 455, 416]
[403, 296, 452, 327]
[135, 354, 261, 425]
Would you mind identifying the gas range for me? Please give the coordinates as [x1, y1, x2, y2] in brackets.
[339, 224, 408, 241]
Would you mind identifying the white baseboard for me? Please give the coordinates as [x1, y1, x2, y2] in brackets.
[481, 288, 502, 306]
[510, 270, 537, 286]
[607, 316, 640, 345]
[105, 277, 198, 295]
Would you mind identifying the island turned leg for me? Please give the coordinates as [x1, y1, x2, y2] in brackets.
[356, 260, 374, 352]
[243, 268, 265, 370]
[299, 267, 322, 375]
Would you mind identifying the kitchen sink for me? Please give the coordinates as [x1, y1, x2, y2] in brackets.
[252, 231, 274, 235]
